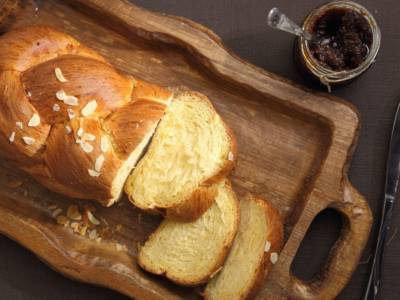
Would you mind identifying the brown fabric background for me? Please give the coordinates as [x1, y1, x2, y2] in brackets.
[1, 0, 399, 299]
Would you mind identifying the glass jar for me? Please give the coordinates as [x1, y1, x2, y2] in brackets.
[296, 1, 381, 91]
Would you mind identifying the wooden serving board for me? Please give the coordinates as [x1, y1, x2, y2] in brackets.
[0, 0, 372, 299]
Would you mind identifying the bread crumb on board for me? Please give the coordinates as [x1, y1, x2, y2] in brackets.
[67, 204, 82, 221]
[48, 202, 128, 251]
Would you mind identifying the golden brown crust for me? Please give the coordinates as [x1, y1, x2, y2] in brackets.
[104, 96, 168, 160]
[166, 183, 218, 222]
[21, 56, 134, 122]
[0, 26, 171, 206]
[0, 70, 50, 164]
[0, 26, 106, 72]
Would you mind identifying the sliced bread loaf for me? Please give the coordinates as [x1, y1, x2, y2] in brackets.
[125, 89, 236, 221]
[137, 180, 239, 286]
[204, 195, 284, 300]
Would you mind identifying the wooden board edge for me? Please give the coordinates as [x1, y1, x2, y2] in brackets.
[68, 0, 360, 122]
[0, 195, 182, 300]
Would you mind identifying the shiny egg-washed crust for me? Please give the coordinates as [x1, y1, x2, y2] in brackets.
[126, 88, 237, 221]
[0, 26, 171, 206]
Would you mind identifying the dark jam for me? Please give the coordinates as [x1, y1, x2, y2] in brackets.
[309, 9, 373, 71]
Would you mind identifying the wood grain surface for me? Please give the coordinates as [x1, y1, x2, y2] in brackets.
[0, 0, 372, 299]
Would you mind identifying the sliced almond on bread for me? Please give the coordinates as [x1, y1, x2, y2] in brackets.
[137, 179, 239, 286]
[125, 89, 236, 221]
[204, 195, 284, 300]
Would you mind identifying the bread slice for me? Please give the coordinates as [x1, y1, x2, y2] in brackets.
[125, 89, 236, 221]
[137, 180, 239, 286]
[204, 195, 284, 300]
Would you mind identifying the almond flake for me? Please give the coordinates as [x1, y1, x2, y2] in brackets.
[52, 208, 63, 217]
[264, 240, 271, 252]
[56, 90, 67, 101]
[53, 103, 60, 112]
[87, 211, 101, 225]
[95, 154, 105, 172]
[67, 205, 82, 221]
[9, 131, 15, 143]
[54, 67, 68, 82]
[101, 136, 109, 152]
[22, 136, 35, 145]
[228, 151, 234, 161]
[67, 108, 75, 120]
[56, 215, 69, 227]
[88, 229, 98, 240]
[81, 100, 97, 117]
[27, 91, 32, 97]
[77, 128, 84, 137]
[65, 125, 72, 134]
[81, 142, 94, 153]
[64, 95, 79, 106]
[270, 252, 278, 264]
[16, 121, 23, 129]
[83, 133, 96, 141]
[88, 169, 100, 177]
[28, 113, 40, 127]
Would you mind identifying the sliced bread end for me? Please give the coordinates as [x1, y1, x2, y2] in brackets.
[137, 179, 240, 286]
[204, 194, 284, 300]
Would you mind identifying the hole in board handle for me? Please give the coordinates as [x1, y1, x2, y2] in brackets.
[291, 208, 343, 281]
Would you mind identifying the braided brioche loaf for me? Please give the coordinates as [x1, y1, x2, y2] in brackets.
[0, 26, 172, 206]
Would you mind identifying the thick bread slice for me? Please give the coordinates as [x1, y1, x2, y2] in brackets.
[204, 195, 284, 300]
[125, 89, 236, 221]
[137, 180, 239, 286]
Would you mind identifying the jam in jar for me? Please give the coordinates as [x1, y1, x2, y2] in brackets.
[297, 1, 380, 89]
[309, 9, 373, 71]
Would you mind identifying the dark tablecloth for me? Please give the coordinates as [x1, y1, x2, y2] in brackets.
[1, 1, 399, 299]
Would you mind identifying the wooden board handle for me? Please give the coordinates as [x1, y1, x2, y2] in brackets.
[290, 179, 372, 299]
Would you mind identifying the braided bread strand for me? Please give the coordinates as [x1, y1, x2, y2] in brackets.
[0, 26, 172, 206]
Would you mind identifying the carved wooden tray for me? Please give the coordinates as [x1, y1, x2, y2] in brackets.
[0, 0, 372, 299]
